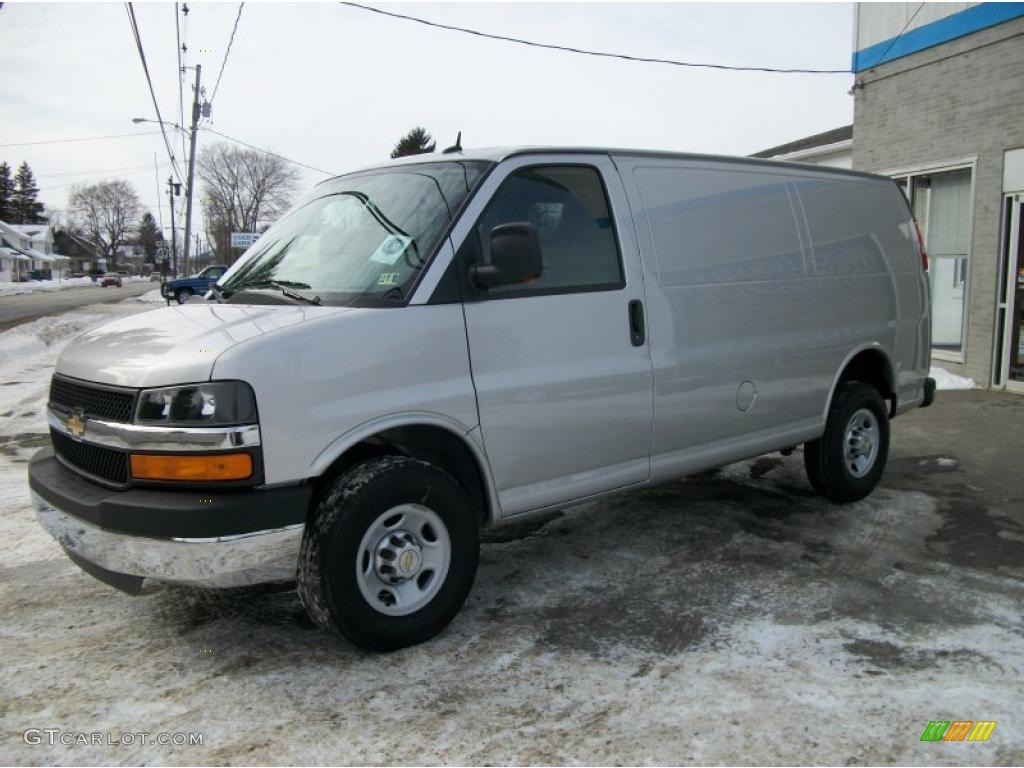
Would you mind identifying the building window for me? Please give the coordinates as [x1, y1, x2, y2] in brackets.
[894, 166, 973, 356]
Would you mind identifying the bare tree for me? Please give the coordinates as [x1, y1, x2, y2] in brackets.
[198, 142, 300, 262]
[67, 180, 143, 264]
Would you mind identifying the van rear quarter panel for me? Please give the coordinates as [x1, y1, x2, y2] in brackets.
[792, 175, 929, 408]
[613, 155, 923, 476]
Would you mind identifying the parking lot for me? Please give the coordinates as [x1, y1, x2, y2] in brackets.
[0, 302, 1021, 765]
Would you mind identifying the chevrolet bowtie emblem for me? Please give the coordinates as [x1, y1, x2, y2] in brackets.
[66, 412, 86, 439]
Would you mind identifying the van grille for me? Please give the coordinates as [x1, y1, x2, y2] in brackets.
[50, 429, 129, 485]
[49, 376, 137, 423]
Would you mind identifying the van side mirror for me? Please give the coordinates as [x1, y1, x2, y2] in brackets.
[470, 222, 543, 290]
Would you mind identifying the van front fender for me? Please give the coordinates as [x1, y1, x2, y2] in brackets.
[309, 412, 502, 524]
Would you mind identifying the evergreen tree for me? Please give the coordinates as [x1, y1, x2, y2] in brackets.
[137, 211, 162, 264]
[0, 162, 13, 221]
[390, 127, 436, 159]
[11, 162, 46, 223]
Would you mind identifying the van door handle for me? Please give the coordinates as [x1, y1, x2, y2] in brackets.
[628, 300, 645, 347]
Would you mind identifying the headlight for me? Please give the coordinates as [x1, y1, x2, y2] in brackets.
[135, 381, 257, 426]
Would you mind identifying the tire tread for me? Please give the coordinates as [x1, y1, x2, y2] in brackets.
[804, 381, 889, 504]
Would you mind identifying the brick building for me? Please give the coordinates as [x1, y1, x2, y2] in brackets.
[851, 2, 1024, 391]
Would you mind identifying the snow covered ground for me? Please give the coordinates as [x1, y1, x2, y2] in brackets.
[0, 303, 1020, 765]
[0, 276, 98, 296]
[136, 287, 165, 304]
[931, 365, 976, 391]
[0, 275, 150, 297]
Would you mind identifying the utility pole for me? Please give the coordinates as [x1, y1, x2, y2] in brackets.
[153, 152, 163, 232]
[182, 63, 201, 275]
[167, 176, 179, 276]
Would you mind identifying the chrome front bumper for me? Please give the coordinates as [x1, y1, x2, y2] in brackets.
[33, 493, 303, 591]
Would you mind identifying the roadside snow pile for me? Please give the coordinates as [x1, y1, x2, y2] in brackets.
[0, 312, 98, 382]
[0, 277, 98, 297]
[136, 289, 165, 304]
[0, 301, 152, 454]
[930, 365, 975, 390]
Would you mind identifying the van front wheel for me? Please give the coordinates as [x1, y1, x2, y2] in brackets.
[297, 456, 479, 651]
[804, 382, 889, 503]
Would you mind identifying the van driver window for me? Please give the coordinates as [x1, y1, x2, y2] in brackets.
[476, 165, 623, 295]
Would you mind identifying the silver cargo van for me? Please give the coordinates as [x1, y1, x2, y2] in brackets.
[30, 147, 936, 650]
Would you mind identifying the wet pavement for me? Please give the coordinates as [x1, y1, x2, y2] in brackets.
[0, 314, 1021, 765]
[0, 282, 154, 332]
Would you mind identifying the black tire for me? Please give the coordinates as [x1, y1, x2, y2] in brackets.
[804, 382, 889, 503]
[297, 456, 479, 651]
[175, 287, 193, 304]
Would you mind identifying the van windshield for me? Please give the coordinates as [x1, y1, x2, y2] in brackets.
[219, 161, 492, 306]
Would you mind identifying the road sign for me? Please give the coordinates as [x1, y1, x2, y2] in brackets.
[231, 232, 260, 249]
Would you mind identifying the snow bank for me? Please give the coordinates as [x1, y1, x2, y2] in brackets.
[930, 365, 975, 390]
[0, 275, 151, 297]
[136, 288, 165, 304]
[0, 276, 98, 296]
[0, 312, 99, 382]
[0, 301, 153, 455]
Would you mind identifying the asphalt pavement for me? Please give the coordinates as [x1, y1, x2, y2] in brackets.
[0, 297, 1020, 764]
[0, 281, 156, 332]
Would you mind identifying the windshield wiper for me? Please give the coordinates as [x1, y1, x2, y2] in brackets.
[208, 283, 226, 303]
[226, 279, 321, 305]
[274, 281, 321, 306]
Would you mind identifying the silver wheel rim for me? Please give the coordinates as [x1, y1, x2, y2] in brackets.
[177, 291, 190, 304]
[844, 408, 880, 478]
[355, 504, 451, 617]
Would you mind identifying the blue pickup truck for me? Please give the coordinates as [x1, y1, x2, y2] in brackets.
[161, 264, 228, 304]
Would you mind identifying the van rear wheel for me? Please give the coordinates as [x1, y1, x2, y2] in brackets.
[297, 456, 479, 652]
[804, 382, 889, 503]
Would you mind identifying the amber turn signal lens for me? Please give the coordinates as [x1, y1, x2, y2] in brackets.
[130, 452, 253, 481]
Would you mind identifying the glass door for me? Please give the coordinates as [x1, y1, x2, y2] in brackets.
[997, 194, 1024, 391]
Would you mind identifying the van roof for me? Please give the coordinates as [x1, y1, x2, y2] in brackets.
[327, 146, 890, 185]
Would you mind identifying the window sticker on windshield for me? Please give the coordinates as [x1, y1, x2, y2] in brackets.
[377, 272, 399, 286]
[370, 235, 412, 265]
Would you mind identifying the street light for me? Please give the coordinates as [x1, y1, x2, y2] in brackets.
[132, 62, 201, 279]
[131, 117, 186, 133]
[134, 117, 191, 281]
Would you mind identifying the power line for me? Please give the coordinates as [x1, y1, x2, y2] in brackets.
[209, 3, 245, 107]
[0, 130, 162, 148]
[38, 161, 171, 178]
[125, 3, 185, 184]
[201, 126, 335, 175]
[866, 2, 925, 71]
[338, 2, 851, 75]
[38, 163, 173, 193]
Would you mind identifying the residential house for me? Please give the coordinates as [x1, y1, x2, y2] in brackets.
[750, 125, 853, 169]
[0, 220, 68, 281]
[114, 243, 147, 275]
[54, 229, 101, 275]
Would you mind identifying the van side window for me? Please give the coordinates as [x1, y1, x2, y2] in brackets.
[476, 166, 623, 296]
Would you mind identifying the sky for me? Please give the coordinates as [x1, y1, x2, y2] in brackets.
[0, 1, 855, 238]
